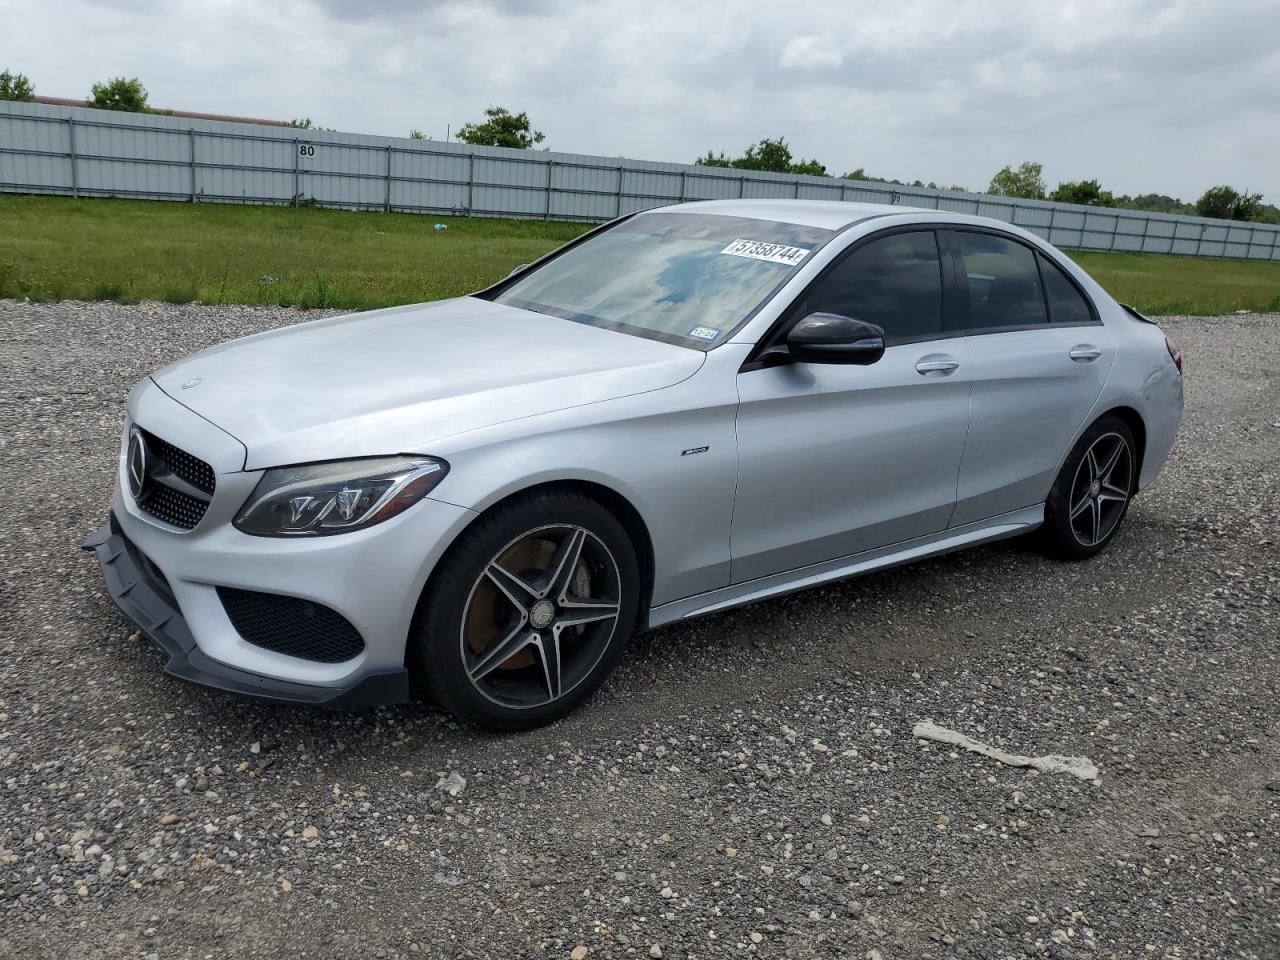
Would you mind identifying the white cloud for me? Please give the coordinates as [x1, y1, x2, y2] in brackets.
[778, 34, 844, 70]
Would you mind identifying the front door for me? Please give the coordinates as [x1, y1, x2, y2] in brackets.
[731, 229, 973, 583]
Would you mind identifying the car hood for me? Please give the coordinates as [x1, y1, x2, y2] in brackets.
[151, 297, 704, 470]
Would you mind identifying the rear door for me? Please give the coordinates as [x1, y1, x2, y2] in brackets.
[945, 229, 1115, 526]
[730, 228, 973, 582]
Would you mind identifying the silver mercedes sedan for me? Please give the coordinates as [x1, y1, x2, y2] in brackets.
[85, 199, 1184, 729]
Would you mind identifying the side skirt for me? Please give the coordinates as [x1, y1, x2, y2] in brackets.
[647, 505, 1043, 627]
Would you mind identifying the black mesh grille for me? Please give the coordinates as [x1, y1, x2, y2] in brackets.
[144, 430, 215, 494]
[218, 588, 365, 663]
[140, 484, 209, 529]
[134, 429, 215, 530]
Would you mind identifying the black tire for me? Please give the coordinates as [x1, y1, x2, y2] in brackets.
[411, 489, 640, 730]
[1041, 414, 1137, 560]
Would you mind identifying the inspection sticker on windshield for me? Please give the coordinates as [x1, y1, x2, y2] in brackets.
[721, 238, 811, 266]
[687, 326, 720, 341]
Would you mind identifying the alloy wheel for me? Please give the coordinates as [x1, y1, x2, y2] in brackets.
[1068, 432, 1133, 547]
[459, 524, 621, 709]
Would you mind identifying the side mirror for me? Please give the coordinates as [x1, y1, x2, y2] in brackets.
[507, 263, 531, 279]
[785, 313, 886, 365]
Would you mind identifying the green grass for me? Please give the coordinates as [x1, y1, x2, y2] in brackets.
[0, 195, 588, 310]
[1072, 250, 1280, 315]
[1, 194, 1278, 315]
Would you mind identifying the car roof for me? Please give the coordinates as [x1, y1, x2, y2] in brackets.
[647, 198, 992, 232]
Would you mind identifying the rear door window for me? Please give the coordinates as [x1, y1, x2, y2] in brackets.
[952, 232, 1048, 331]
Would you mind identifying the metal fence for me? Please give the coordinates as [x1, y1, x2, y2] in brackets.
[3, 100, 1278, 261]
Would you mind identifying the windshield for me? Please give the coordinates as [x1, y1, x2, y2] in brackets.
[489, 212, 836, 348]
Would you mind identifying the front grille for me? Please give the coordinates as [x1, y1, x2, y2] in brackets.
[146, 431, 215, 494]
[133, 429, 215, 530]
[218, 587, 365, 663]
[141, 484, 209, 529]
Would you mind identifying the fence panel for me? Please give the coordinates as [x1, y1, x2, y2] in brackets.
[1, 100, 1277, 260]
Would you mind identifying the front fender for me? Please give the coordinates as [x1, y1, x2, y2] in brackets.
[424, 347, 748, 606]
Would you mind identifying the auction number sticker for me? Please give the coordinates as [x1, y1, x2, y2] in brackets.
[721, 239, 811, 266]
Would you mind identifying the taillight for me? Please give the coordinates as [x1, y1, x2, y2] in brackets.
[1164, 334, 1183, 374]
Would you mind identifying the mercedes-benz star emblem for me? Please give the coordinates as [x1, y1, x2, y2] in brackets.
[127, 429, 149, 502]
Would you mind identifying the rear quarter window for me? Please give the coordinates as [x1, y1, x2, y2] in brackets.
[1039, 254, 1096, 325]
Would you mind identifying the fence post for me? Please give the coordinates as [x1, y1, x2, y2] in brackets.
[793, 178, 800, 199]
[292, 138, 300, 206]
[467, 153, 475, 215]
[1140, 214, 1150, 254]
[1109, 212, 1118, 252]
[66, 116, 78, 198]
[679, 169, 686, 202]
[189, 129, 197, 202]
[738, 175, 745, 198]
[1195, 223, 1205, 256]
[545, 159, 554, 218]
[615, 165, 624, 217]
[1047, 206, 1057, 244]
[384, 145, 392, 213]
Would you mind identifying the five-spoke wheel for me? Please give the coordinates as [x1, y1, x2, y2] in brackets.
[462, 525, 621, 709]
[1067, 432, 1133, 547]
[1043, 415, 1137, 559]
[414, 491, 639, 730]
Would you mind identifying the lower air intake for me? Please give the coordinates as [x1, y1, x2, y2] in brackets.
[217, 587, 365, 663]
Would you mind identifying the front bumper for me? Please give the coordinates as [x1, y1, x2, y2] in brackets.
[86, 378, 481, 707]
[83, 516, 409, 707]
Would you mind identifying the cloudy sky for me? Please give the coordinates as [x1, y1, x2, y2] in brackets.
[5, 0, 1279, 201]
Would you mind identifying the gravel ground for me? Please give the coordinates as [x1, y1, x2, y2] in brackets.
[1, 300, 1278, 960]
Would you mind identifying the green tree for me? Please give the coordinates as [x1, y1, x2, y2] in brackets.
[1119, 193, 1194, 215]
[287, 117, 335, 132]
[789, 158, 829, 177]
[737, 137, 795, 173]
[695, 150, 733, 167]
[695, 138, 827, 176]
[456, 106, 544, 149]
[0, 69, 34, 102]
[1195, 185, 1263, 221]
[408, 129, 426, 140]
[88, 76, 149, 112]
[1050, 179, 1116, 206]
[987, 161, 1045, 199]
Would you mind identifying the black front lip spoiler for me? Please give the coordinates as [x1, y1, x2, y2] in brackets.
[81, 515, 409, 708]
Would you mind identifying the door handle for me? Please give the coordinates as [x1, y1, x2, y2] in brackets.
[1069, 345, 1102, 362]
[915, 357, 960, 376]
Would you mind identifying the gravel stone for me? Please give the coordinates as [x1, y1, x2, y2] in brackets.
[1, 301, 1278, 959]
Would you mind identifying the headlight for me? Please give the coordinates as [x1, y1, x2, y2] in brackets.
[234, 456, 448, 537]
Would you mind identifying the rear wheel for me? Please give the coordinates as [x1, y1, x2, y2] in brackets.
[1041, 415, 1137, 559]
[412, 490, 639, 730]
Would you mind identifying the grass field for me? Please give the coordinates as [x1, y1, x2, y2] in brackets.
[2, 194, 1278, 315]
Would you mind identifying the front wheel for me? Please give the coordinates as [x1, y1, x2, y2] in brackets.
[1041, 415, 1137, 560]
[412, 490, 640, 730]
